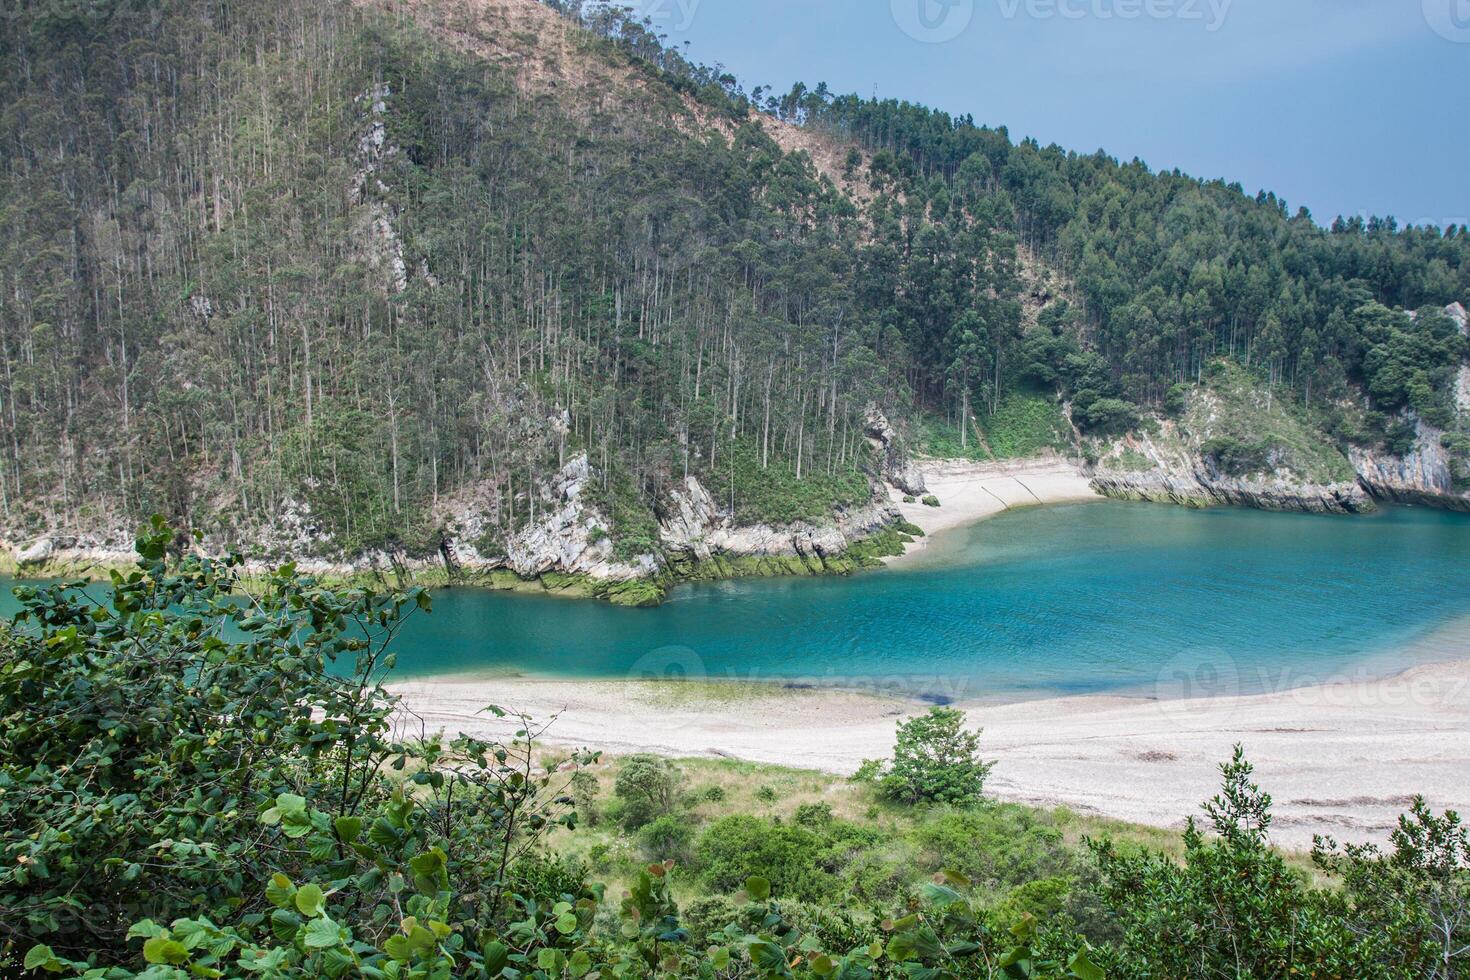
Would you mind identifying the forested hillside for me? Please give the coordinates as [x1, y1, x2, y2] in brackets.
[2, 0, 1467, 587]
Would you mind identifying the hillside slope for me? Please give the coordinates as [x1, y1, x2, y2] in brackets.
[2, 0, 1468, 600]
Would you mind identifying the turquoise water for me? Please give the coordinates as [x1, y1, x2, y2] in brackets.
[387, 502, 1470, 701]
[7, 503, 1470, 701]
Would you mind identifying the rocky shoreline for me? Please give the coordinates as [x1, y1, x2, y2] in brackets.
[1087, 472, 1375, 515]
[0, 455, 923, 606]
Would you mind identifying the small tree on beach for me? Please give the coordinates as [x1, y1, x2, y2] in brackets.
[879, 707, 994, 806]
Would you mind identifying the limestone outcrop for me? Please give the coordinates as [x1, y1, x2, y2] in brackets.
[864, 406, 927, 495]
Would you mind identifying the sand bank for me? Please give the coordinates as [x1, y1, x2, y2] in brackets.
[393, 652, 1470, 851]
[889, 456, 1100, 560]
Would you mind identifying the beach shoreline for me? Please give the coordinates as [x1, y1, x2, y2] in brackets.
[392, 644, 1470, 850]
[886, 455, 1102, 562]
[390, 462, 1470, 849]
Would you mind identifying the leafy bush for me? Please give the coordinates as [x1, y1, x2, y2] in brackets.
[613, 753, 683, 829]
[922, 494, 942, 507]
[570, 769, 601, 826]
[696, 815, 835, 902]
[912, 807, 1074, 889]
[877, 707, 994, 806]
[1089, 747, 1401, 976]
[1201, 435, 1279, 476]
[638, 814, 696, 865]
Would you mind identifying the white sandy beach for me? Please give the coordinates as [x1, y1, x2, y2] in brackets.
[885, 455, 1101, 559]
[393, 655, 1470, 851]
[391, 457, 1470, 850]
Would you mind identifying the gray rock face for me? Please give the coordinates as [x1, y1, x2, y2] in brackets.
[15, 538, 54, 566]
[864, 406, 926, 495]
[1347, 303, 1470, 511]
[1351, 420, 1469, 511]
[430, 456, 898, 594]
[1090, 472, 1372, 514]
[502, 456, 656, 580]
[350, 84, 409, 295]
[1090, 424, 1373, 514]
[658, 475, 896, 563]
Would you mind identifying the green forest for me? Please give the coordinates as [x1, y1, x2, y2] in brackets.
[3, 533, 1468, 978]
[2, 0, 1466, 570]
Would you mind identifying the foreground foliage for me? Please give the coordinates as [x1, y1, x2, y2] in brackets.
[2, 526, 1468, 978]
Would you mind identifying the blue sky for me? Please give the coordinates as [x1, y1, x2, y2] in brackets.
[641, 0, 1469, 227]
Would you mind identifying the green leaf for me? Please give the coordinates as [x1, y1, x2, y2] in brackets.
[747, 940, 786, 971]
[537, 948, 565, 972]
[481, 940, 509, 974]
[885, 935, 917, 962]
[333, 816, 362, 843]
[302, 917, 342, 949]
[294, 883, 325, 917]
[554, 912, 579, 935]
[1068, 948, 1105, 980]
[744, 875, 771, 900]
[265, 873, 296, 910]
[143, 937, 190, 966]
[568, 950, 593, 978]
[24, 945, 60, 973]
[270, 909, 303, 942]
[384, 934, 412, 963]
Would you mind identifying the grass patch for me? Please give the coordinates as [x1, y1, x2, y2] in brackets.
[697, 437, 872, 526]
[1186, 362, 1356, 484]
[540, 750, 1327, 934]
[918, 390, 1070, 460]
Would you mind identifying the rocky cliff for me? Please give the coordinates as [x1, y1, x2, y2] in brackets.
[3, 454, 912, 606]
[1089, 426, 1373, 515]
[1088, 364, 1374, 514]
[1349, 303, 1470, 511]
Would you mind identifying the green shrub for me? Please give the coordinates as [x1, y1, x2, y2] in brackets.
[1201, 435, 1280, 476]
[794, 803, 834, 828]
[696, 815, 835, 902]
[1089, 747, 1398, 976]
[877, 707, 994, 806]
[503, 853, 590, 912]
[911, 807, 1072, 888]
[570, 769, 601, 826]
[638, 814, 696, 865]
[1163, 383, 1191, 419]
[922, 494, 941, 507]
[614, 754, 683, 829]
[755, 785, 779, 804]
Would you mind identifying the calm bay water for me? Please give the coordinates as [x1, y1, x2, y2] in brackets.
[7, 502, 1470, 702]
[389, 502, 1470, 701]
